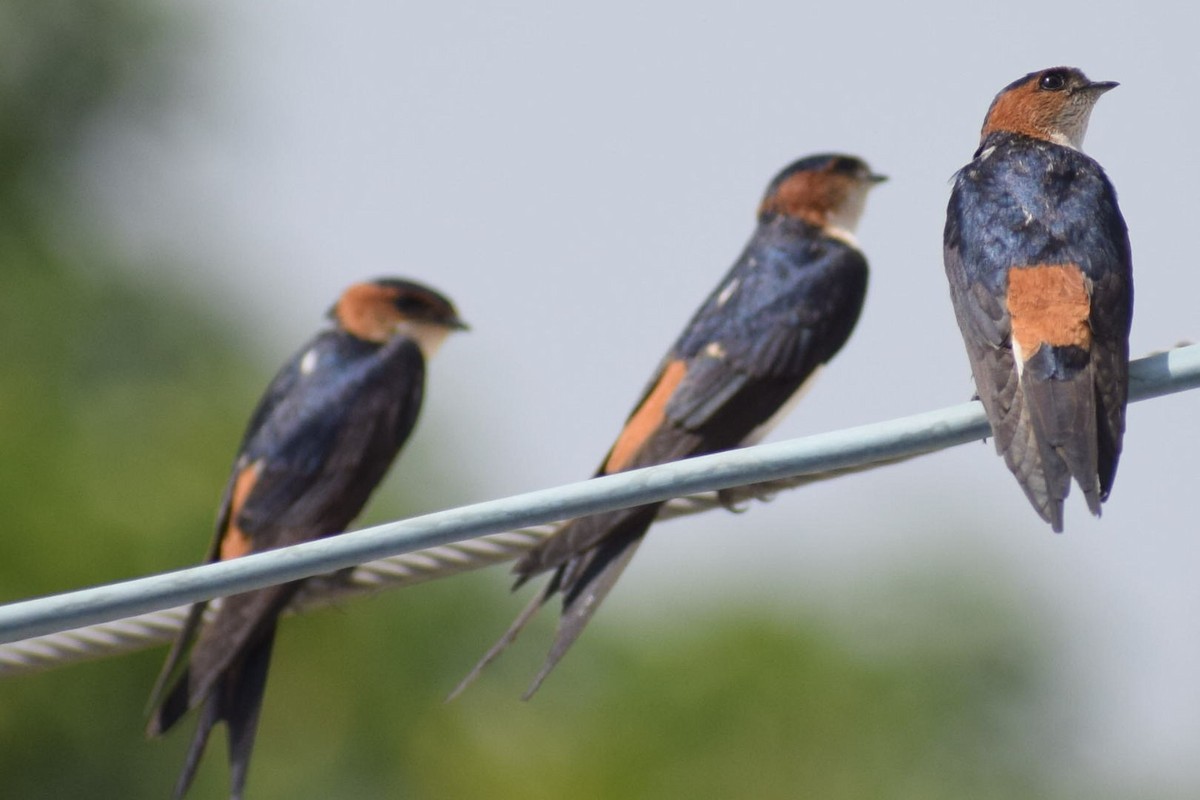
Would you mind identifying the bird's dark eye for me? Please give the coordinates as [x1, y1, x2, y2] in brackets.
[1039, 72, 1067, 91]
[392, 295, 430, 316]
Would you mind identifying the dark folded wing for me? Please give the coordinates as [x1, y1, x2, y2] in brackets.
[520, 234, 868, 576]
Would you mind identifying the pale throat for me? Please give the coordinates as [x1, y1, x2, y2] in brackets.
[823, 186, 868, 247]
[1048, 112, 1091, 151]
[396, 319, 452, 359]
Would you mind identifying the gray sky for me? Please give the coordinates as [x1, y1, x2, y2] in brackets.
[85, 2, 1200, 794]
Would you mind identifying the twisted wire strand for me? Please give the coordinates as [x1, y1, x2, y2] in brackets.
[1, 343, 1196, 677]
[0, 456, 907, 677]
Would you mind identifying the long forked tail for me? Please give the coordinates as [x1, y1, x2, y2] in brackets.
[1020, 347, 1102, 528]
[521, 528, 645, 699]
[152, 624, 278, 800]
[445, 576, 558, 702]
[451, 505, 657, 700]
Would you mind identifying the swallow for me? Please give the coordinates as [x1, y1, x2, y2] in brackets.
[944, 66, 1133, 531]
[146, 278, 466, 799]
[453, 154, 884, 700]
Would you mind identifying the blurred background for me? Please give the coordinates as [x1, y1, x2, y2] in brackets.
[2, 1, 1198, 797]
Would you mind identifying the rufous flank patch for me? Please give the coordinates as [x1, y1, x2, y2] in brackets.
[604, 359, 688, 474]
[219, 460, 263, 561]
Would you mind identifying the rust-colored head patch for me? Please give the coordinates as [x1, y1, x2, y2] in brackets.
[332, 278, 467, 344]
[1006, 263, 1092, 360]
[980, 67, 1116, 149]
[758, 154, 884, 233]
[759, 169, 856, 228]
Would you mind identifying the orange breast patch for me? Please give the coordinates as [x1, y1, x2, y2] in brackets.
[603, 359, 688, 474]
[1006, 263, 1092, 359]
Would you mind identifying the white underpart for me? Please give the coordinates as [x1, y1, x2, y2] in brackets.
[825, 181, 872, 247]
[825, 225, 860, 248]
[396, 320, 453, 359]
[741, 365, 824, 446]
[299, 347, 320, 375]
[1048, 130, 1077, 149]
[1012, 338, 1026, 379]
[1050, 94, 1100, 151]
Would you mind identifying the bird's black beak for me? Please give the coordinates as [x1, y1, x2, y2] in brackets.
[1085, 80, 1119, 95]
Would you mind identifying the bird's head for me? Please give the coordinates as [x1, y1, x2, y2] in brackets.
[757, 154, 886, 243]
[331, 278, 468, 356]
[980, 66, 1117, 151]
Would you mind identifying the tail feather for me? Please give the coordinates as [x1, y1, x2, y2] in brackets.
[146, 600, 211, 721]
[151, 624, 278, 800]
[182, 585, 295, 711]
[1092, 343, 1128, 501]
[455, 506, 659, 699]
[515, 503, 663, 579]
[523, 529, 645, 699]
[981, 358, 1060, 529]
[148, 665, 196, 739]
[984, 343, 1111, 531]
[172, 682, 222, 800]
[1005, 402, 1062, 531]
[1021, 346, 1102, 520]
[445, 576, 557, 702]
[225, 624, 277, 800]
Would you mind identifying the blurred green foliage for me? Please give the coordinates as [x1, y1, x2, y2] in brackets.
[0, 2, 1079, 798]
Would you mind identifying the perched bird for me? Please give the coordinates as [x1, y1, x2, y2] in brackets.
[454, 154, 884, 699]
[944, 66, 1133, 531]
[146, 278, 466, 799]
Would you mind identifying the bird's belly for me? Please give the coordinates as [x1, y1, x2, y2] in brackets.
[740, 366, 824, 446]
